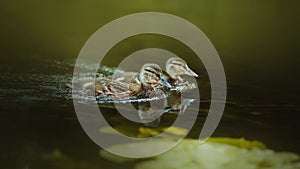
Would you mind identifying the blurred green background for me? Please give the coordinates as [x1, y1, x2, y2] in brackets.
[1, 0, 299, 104]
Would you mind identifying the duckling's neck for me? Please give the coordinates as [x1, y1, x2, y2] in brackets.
[129, 75, 142, 94]
[164, 73, 178, 86]
[167, 72, 177, 80]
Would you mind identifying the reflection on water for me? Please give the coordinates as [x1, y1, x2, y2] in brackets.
[137, 90, 195, 127]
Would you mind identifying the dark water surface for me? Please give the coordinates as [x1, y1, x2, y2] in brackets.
[1, 57, 299, 169]
[1, 0, 299, 169]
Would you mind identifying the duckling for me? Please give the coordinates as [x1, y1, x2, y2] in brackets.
[139, 63, 172, 90]
[110, 57, 198, 88]
[71, 58, 197, 101]
[96, 63, 171, 100]
[165, 57, 198, 85]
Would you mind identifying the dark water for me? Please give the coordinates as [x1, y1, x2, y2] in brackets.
[1, 56, 299, 169]
[1, 0, 300, 169]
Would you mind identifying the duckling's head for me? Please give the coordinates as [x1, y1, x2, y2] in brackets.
[139, 63, 172, 89]
[166, 57, 198, 80]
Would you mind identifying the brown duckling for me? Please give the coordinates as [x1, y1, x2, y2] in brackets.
[165, 57, 198, 85]
[95, 63, 171, 100]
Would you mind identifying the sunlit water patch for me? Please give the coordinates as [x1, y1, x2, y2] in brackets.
[0, 73, 72, 102]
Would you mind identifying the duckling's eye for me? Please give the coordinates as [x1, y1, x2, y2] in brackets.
[171, 61, 185, 67]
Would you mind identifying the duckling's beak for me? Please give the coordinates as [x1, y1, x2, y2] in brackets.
[159, 76, 172, 89]
[186, 66, 198, 77]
